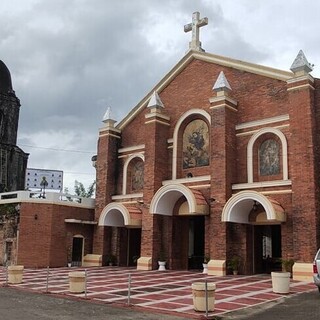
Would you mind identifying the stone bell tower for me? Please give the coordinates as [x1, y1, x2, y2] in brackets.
[0, 60, 28, 192]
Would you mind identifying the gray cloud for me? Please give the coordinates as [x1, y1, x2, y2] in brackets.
[1, 0, 320, 191]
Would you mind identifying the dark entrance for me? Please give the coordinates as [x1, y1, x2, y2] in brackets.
[188, 216, 205, 269]
[118, 228, 141, 267]
[72, 237, 83, 266]
[254, 225, 281, 273]
[127, 228, 141, 266]
[172, 215, 205, 270]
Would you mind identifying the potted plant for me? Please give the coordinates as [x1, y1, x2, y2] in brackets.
[106, 254, 116, 266]
[158, 250, 166, 271]
[132, 255, 139, 266]
[281, 258, 295, 275]
[271, 258, 294, 294]
[67, 245, 72, 267]
[203, 254, 210, 274]
[227, 256, 241, 275]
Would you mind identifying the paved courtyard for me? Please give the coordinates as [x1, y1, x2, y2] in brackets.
[0, 266, 316, 319]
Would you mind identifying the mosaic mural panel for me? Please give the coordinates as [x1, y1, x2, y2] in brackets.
[131, 160, 144, 191]
[183, 119, 209, 169]
[259, 139, 280, 176]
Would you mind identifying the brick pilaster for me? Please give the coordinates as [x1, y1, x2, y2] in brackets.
[208, 86, 237, 264]
[287, 73, 319, 261]
[93, 119, 121, 256]
[140, 103, 170, 269]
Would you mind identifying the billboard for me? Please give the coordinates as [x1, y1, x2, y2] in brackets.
[25, 168, 63, 190]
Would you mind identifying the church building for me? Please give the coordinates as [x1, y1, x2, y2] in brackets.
[93, 12, 320, 280]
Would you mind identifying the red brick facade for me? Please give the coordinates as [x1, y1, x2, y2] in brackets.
[1, 50, 319, 279]
[94, 50, 320, 276]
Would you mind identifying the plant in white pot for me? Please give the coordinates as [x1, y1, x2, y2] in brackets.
[158, 250, 166, 271]
[202, 254, 210, 274]
[271, 258, 294, 294]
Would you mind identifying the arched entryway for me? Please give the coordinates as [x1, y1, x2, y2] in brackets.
[150, 184, 209, 270]
[222, 190, 286, 274]
[99, 203, 142, 267]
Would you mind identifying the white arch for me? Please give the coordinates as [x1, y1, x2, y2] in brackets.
[221, 190, 285, 224]
[122, 153, 145, 195]
[172, 109, 211, 179]
[247, 127, 288, 183]
[99, 203, 130, 227]
[150, 184, 198, 215]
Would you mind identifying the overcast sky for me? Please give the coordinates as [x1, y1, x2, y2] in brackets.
[1, 0, 320, 194]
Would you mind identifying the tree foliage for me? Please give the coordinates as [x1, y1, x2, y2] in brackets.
[74, 180, 96, 198]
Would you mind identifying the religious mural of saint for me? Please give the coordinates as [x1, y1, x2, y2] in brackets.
[259, 139, 280, 176]
[183, 119, 209, 169]
[131, 161, 144, 191]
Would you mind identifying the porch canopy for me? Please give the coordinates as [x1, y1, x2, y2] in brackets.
[221, 190, 286, 224]
[150, 183, 209, 216]
[99, 203, 142, 228]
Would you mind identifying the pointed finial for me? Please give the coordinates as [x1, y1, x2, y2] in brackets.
[102, 106, 111, 122]
[147, 91, 164, 109]
[290, 50, 313, 75]
[102, 106, 116, 127]
[213, 71, 232, 94]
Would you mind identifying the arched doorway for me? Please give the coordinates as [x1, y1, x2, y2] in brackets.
[150, 184, 209, 270]
[222, 190, 286, 274]
[99, 203, 142, 267]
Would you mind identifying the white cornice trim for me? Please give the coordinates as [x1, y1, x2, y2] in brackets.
[209, 95, 238, 106]
[286, 74, 314, 84]
[112, 193, 143, 200]
[118, 145, 145, 154]
[145, 119, 171, 126]
[236, 115, 289, 131]
[236, 124, 289, 137]
[287, 83, 315, 91]
[232, 180, 292, 190]
[163, 175, 211, 185]
[145, 113, 170, 121]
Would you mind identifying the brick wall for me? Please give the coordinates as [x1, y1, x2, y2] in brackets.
[18, 202, 94, 268]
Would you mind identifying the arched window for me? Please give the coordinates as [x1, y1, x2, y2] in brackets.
[182, 119, 209, 169]
[259, 139, 280, 176]
[247, 128, 288, 183]
[172, 109, 211, 179]
[122, 154, 144, 195]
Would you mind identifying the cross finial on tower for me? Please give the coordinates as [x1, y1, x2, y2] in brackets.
[184, 12, 208, 52]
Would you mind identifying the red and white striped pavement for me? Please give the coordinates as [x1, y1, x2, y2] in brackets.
[0, 267, 315, 319]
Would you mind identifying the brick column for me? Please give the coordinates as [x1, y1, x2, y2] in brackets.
[287, 65, 318, 263]
[137, 93, 170, 270]
[207, 72, 237, 275]
[93, 118, 121, 257]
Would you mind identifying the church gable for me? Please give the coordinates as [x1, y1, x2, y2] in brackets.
[117, 50, 292, 133]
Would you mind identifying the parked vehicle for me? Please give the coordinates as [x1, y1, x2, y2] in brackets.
[313, 248, 320, 292]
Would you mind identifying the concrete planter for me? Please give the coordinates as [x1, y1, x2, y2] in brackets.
[68, 271, 86, 293]
[191, 282, 216, 312]
[8, 265, 24, 284]
[271, 271, 291, 294]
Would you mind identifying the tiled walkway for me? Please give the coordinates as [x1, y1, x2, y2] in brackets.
[0, 266, 315, 319]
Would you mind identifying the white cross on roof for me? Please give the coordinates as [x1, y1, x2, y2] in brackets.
[184, 12, 208, 52]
